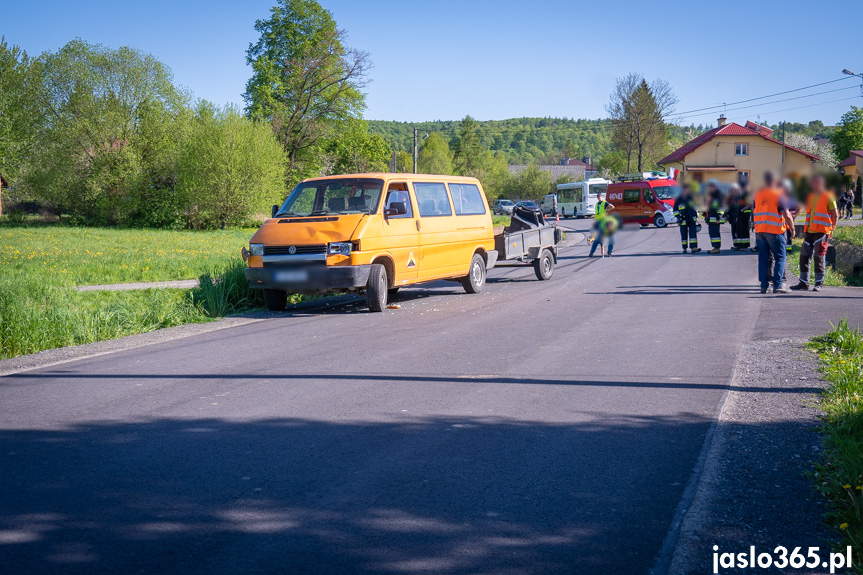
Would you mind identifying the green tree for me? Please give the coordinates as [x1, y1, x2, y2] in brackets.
[321, 119, 390, 174]
[452, 115, 487, 176]
[501, 164, 554, 201]
[395, 151, 412, 173]
[23, 39, 184, 223]
[418, 132, 453, 174]
[0, 37, 37, 186]
[244, 0, 370, 183]
[606, 74, 677, 172]
[831, 106, 863, 162]
[597, 151, 626, 179]
[177, 104, 286, 229]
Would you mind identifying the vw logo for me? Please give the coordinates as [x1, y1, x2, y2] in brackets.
[288, 246, 297, 255]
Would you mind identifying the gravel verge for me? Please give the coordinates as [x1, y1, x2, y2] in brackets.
[668, 339, 841, 574]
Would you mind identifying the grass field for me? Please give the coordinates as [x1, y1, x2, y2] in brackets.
[0, 223, 270, 360]
[809, 320, 863, 572]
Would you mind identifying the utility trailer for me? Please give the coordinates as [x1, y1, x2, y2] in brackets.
[493, 225, 562, 280]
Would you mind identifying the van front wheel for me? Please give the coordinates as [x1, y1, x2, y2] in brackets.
[366, 263, 388, 312]
[263, 289, 288, 311]
[462, 253, 486, 294]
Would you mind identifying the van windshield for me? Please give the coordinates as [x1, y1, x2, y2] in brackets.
[276, 178, 384, 217]
[651, 185, 681, 200]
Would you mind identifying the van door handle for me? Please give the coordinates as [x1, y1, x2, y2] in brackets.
[416, 220, 421, 231]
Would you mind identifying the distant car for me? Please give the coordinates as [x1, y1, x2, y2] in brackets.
[493, 199, 515, 215]
[514, 201, 539, 210]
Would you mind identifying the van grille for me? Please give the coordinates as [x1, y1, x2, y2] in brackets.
[263, 245, 327, 256]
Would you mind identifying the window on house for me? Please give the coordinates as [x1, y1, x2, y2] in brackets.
[735, 143, 748, 156]
[738, 171, 750, 185]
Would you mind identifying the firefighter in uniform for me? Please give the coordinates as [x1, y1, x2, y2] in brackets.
[790, 175, 839, 292]
[733, 182, 752, 250]
[705, 180, 725, 253]
[673, 184, 701, 253]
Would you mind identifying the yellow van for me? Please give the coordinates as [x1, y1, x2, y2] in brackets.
[243, 173, 498, 311]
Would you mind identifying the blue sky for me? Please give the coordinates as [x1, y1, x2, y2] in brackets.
[5, 0, 862, 126]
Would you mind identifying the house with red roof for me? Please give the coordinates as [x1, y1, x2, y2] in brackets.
[659, 116, 819, 188]
[838, 150, 863, 181]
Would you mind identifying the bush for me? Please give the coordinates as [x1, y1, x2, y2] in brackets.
[191, 259, 264, 318]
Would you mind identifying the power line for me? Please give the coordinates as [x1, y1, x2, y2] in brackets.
[681, 85, 860, 119]
[675, 76, 858, 116]
[726, 96, 862, 123]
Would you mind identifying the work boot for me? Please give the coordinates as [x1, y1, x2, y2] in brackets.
[682, 248, 688, 254]
[773, 285, 791, 294]
[760, 287, 768, 294]
[813, 283, 823, 292]
[709, 248, 720, 254]
[789, 282, 809, 291]
[691, 247, 702, 253]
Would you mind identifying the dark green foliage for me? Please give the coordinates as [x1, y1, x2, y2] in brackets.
[369, 117, 703, 168]
[832, 106, 863, 162]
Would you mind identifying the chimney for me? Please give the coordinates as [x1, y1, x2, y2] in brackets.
[717, 115, 727, 128]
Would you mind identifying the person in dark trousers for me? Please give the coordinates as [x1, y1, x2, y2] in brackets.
[790, 174, 839, 292]
[837, 185, 848, 219]
[726, 183, 741, 249]
[753, 171, 795, 293]
[705, 180, 724, 253]
[846, 188, 856, 219]
[589, 193, 615, 257]
[737, 176, 754, 250]
[673, 184, 701, 253]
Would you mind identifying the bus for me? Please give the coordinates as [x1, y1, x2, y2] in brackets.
[541, 178, 611, 218]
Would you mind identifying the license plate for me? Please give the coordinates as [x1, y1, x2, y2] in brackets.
[274, 269, 309, 283]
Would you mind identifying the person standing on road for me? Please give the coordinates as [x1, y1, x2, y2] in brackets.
[754, 171, 795, 294]
[589, 193, 615, 257]
[726, 183, 741, 249]
[705, 180, 725, 253]
[674, 184, 701, 253]
[736, 176, 753, 250]
[846, 187, 856, 219]
[790, 175, 839, 292]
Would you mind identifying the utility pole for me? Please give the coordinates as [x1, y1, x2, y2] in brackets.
[413, 128, 419, 174]
[781, 121, 786, 166]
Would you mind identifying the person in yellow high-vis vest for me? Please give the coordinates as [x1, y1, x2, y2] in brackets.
[790, 175, 839, 292]
[753, 171, 795, 294]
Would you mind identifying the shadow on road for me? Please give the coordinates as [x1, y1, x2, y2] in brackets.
[0, 412, 771, 575]
[5, 371, 818, 394]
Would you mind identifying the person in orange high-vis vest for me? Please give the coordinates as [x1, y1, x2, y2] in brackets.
[790, 175, 839, 292]
[753, 171, 795, 293]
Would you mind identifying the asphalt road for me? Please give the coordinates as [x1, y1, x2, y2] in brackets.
[2, 223, 862, 575]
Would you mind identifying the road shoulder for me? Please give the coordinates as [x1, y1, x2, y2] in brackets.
[668, 338, 838, 574]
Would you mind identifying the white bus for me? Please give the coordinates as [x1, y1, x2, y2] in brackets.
[541, 178, 611, 218]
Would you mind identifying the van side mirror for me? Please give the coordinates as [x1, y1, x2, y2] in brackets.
[271, 205, 279, 218]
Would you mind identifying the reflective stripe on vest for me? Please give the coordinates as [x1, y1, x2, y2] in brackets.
[804, 192, 835, 234]
[753, 188, 786, 234]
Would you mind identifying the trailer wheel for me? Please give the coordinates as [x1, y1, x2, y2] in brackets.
[366, 264, 388, 312]
[533, 249, 554, 280]
[462, 253, 486, 293]
[263, 289, 288, 311]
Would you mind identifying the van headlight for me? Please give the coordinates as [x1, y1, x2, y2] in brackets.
[249, 243, 264, 256]
[328, 242, 352, 256]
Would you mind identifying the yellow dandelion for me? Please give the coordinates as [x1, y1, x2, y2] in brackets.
[843, 484, 851, 489]
[840, 523, 848, 530]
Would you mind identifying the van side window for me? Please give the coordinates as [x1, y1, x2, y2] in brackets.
[449, 183, 486, 216]
[414, 182, 452, 217]
[384, 184, 413, 218]
[623, 189, 641, 203]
